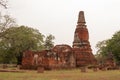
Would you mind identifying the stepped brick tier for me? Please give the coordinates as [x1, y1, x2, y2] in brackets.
[21, 11, 97, 70]
[72, 11, 96, 67]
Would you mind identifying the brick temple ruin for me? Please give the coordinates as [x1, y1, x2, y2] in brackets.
[21, 11, 97, 70]
[72, 11, 96, 67]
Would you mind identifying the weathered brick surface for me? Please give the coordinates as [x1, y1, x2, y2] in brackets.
[21, 45, 76, 70]
[73, 11, 96, 67]
[37, 67, 44, 73]
[21, 11, 97, 70]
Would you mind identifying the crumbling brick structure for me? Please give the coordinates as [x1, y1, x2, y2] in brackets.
[98, 52, 116, 70]
[21, 45, 76, 70]
[21, 50, 47, 69]
[72, 11, 96, 67]
[52, 45, 76, 69]
[21, 11, 96, 70]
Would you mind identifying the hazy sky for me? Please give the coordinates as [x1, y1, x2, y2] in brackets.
[7, 0, 120, 54]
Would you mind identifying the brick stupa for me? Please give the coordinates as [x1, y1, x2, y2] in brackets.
[73, 11, 96, 67]
[21, 11, 97, 70]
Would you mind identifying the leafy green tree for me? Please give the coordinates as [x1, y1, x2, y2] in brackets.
[106, 31, 120, 65]
[96, 40, 107, 55]
[96, 31, 120, 65]
[0, 26, 44, 64]
[95, 40, 108, 65]
[44, 34, 55, 50]
[0, 1, 18, 63]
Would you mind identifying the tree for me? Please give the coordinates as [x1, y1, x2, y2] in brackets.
[107, 31, 120, 65]
[96, 40, 107, 54]
[0, 0, 15, 33]
[0, 26, 45, 64]
[44, 34, 55, 50]
[96, 31, 120, 65]
[0, 15, 16, 33]
[0, 0, 7, 8]
[0, 0, 16, 36]
[95, 40, 108, 65]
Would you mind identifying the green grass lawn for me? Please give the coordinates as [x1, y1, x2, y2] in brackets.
[0, 69, 120, 80]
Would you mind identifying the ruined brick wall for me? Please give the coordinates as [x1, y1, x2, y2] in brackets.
[21, 51, 35, 69]
[104, 53, 116, 68]
[21, 45, 76, 70]
[21, 50, 47, 69]
[52, 45, 76, 69]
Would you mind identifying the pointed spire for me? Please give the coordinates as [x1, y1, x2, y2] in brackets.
[77, 11, 86, 24]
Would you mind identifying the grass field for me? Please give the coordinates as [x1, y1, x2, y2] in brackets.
[0, 69, 120, 80]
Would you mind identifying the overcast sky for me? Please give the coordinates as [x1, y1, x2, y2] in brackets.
[7, 0, 120, 54]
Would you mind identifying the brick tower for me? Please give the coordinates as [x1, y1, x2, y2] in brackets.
[73, 11, 96, 67]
